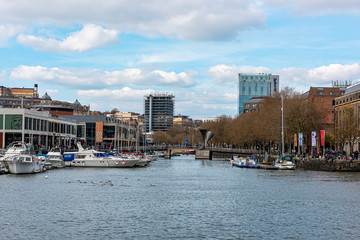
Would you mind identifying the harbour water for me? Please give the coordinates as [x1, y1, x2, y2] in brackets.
[1, 155, 360, 239]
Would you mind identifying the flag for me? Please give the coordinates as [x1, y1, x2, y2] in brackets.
[312, 131, 316, 147]
[320, 130, 325, 147]
[299, 133, 303, 147]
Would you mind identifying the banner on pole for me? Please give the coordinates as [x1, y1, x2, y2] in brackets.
[299, 133, 303, 147]
[95, 121, 104, 143]
[312, 131, 316, 147]
[320, 130, 325, 147]
[294, 134, 297, 147]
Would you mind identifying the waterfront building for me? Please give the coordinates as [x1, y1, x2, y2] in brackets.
[144, 94, 174, 132]
[62, 115, 137, 151]
[333, 82, 360, 153]
[173, 114, 193, 128]
[238, 73, 279, 115]
[0, 108, 77, 149]
[307, 86, 346, 138]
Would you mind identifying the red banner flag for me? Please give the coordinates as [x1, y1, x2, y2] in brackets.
[320, 130, 325, 147]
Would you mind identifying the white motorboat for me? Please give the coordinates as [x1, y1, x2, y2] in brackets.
[63, 143, 140, 167]
[47, 147, 65, 168]
[275, 155, 296, 170]
[0, 142, 29, 161]
[37, 154, 52, 170]
[6, 155, 43, 174]
[0, 142, 33, 170]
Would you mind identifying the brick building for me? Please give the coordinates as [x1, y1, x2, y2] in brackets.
[306, 86, 346, 137]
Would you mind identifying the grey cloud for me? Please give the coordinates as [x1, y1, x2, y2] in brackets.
[0, 0, 266, 41]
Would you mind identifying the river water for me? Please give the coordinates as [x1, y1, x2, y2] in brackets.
[1, 155, 360, 240]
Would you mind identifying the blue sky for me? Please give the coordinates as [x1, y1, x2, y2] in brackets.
[0, 0, 360, 119]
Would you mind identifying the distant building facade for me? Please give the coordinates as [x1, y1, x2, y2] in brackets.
[0, 108, 77, 149]
[333, 82, 360, 153]
[238, 73, 279, 115]
[173, 115, 193, 128]
[0, 84, 39, 98]
[241, 96, 265, 114]
[62, 115, 137, 150]
[0, 86, 90, 116]
[304, 86, 347, 143]
[144, 94, 174, 132]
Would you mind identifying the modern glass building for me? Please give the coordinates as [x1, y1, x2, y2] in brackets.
[238, 73, 279, 114]
[144, 94, 174, 133]
[0, 108, 77, 149]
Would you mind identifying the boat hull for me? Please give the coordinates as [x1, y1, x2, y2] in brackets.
[7, 161, 42, 174]
[65, 158, 139, 168]
[48, 160, 65, 168]
[232, 162, 248, 168]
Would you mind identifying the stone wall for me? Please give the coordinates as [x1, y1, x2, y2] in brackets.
[296, 158, 360, 171]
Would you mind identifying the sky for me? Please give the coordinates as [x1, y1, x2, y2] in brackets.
[0, 0, 360, 120]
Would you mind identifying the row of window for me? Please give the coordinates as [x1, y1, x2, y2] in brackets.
[335, 94, 360, 105]
[239, 75, 269, 80]
[24, 117, 76, 134]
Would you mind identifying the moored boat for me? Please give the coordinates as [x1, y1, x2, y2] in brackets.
[6, 155, 43, 174]
[275, 155, 296, 170]
[47, 147, 65, 168]
[231, 155, 249, 168]
[231, 155, 259, 168]
[63, 143, 140, 167]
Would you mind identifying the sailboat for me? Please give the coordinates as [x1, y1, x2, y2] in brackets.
[274, 95, 296, 170]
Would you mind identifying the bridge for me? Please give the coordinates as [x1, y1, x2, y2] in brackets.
[121, 145, 261, 160]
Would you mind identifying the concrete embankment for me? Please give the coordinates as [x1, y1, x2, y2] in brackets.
[296, 158, 360, 171]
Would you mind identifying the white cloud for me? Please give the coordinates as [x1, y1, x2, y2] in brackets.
[78, 88, 155, 101]
[307, 64, 360, 82]
[38, 89, 59, 98]
[208, 63, 360, 91]
[17, 24, 118, 52]
[0, 0, 265, 41]
[77, 87, 156, 113]
[268, 0, 360, 15]
[0, 24, 23, 46]
[10, 65, 196, 88]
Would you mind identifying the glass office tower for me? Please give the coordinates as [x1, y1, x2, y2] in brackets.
[238, 73, 279, 115]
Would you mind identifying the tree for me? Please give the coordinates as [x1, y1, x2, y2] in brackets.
[153, 131, 168, 145]
[110, 108, 119, 114]
[340, 107, 359, 154]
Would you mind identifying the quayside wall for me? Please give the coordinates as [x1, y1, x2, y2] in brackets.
[296, 159, 360, 171]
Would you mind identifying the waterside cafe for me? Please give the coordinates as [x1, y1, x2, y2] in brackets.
[0, 108, 76, 150]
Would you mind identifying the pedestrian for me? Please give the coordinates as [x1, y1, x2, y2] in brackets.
[355, 150, 359, 160]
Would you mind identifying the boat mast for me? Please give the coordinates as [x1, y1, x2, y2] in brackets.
[281, 95, 284, 155]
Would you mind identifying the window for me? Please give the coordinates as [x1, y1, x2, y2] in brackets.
[25, 117, 29, 130]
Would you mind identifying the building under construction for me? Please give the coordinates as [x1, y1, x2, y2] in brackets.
[144, 94, 174, 133]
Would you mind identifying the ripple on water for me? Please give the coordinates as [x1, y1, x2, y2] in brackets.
[1, 156, 360, 239]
